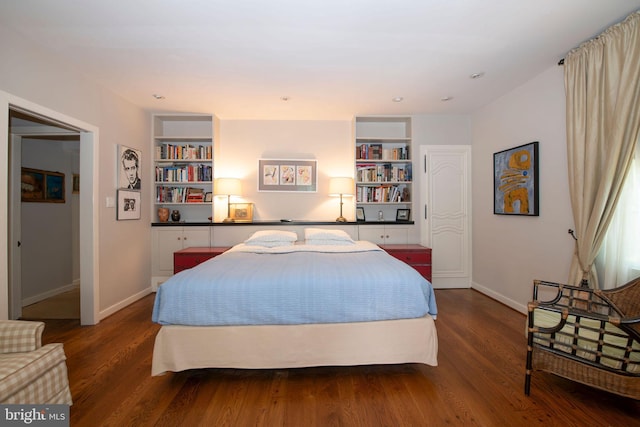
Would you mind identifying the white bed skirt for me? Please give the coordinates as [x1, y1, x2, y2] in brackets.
[152, 316, 438, 376]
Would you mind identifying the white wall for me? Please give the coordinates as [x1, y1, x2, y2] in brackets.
[21, 138, 78, 303]
[471, 65, 575, 313]
[216, 120, 354, 222]
[0, 25, 151, 319]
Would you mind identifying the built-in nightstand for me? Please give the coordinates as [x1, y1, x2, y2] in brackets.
[173, 247, 231, 274]
[380, 244, 432, 282]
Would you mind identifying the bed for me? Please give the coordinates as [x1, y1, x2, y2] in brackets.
[151, 229, 438, 376]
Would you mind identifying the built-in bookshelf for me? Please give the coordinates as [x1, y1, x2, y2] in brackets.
[355, 116, 413, 222]
[152, 114, 217, 222]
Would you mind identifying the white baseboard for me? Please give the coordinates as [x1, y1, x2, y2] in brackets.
[98, 287, 154, 321]
[22, 282, 80, 307]
[471, 281, 527, 315]
[151, 276, 170, 292]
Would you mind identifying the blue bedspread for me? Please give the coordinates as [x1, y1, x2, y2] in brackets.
[152, 245, 437, 326]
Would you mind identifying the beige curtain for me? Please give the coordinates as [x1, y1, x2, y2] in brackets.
[565, 10, 640, 288]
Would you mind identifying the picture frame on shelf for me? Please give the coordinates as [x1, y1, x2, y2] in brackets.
[396, 208, 411, 222]
[229, 203, 254, 222]
[204, 192, 213, 203]
[117, 189, 141, 220]
[356, 207, 366, 222]
[493, 141, 539, 216]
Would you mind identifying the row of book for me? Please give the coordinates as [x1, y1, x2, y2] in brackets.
[356, 184, 410, 203]
[155, 164, 213, 183]
[356, 163, 412, 182]
[155, 144, 212, 160]
[356, 144, 409, 160]
[356, 185, 411, 203]
[156, 186, 209, 204]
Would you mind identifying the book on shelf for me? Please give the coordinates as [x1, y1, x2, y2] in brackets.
[155, 164, 213, 182]
[157, 144, 213, 160]
[185, 187, 205, 203]
[356, 144, 409, 160]
[356, 184, 409, 203]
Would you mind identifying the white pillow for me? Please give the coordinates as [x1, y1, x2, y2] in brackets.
[304, 228, 355, 244]
[306, 238, 355, 246]
[245, 230, 298, 247]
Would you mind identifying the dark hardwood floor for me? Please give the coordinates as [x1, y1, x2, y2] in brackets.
[39, 289, 640, 426]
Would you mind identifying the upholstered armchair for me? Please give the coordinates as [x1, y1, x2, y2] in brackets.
[0, 320, 72, 404]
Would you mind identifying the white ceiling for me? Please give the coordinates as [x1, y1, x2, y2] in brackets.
[2, 1, 639, 120]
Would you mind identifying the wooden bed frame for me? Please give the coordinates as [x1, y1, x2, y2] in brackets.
[152, 315, 438, 376]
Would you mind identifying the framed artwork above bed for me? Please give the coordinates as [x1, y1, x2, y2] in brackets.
[258, 159, 317, 192]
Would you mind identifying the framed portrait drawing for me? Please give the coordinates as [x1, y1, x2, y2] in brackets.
[258, 159, 317, 192]
[118, 145, 142, 190]
[493, 141, 539, 216]
[356, 207, 366, 222]
[117, 189, 141, 220]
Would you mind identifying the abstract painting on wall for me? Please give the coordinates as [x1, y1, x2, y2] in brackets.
[493, 141, 539, 216]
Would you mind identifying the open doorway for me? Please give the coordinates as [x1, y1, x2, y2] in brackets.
[2, 94, 99, 325]
[10, 109, 81, 320]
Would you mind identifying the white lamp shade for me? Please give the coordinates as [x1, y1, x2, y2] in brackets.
[328, 177, 354, 196]
[214, 178, 242, 196]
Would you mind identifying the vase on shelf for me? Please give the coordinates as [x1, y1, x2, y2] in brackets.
[157, 207, 169, 223]
[171, 210, 181, 222]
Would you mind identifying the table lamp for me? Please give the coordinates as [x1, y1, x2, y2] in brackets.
[329, 177, 354, 222]
[214, 178, 242, 223]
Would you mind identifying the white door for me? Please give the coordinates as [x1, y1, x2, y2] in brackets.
[420, 145, 471, 289]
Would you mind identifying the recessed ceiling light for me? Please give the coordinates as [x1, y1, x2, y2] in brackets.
[441, 96, 453, 102]
[152, 94, 165, 100]
[392, 97, 404, 102]
[280, 96, 290, 101]
[470, 72, 485, 79]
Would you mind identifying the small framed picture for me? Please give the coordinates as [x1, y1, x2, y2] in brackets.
[204, 192, 213, 202]
[356, 207, 366, 222]
[230, 203, 254, 222]
[117, 189, 141, 220]
[72, 174, 80, 194]
[396, 208, 411, 222]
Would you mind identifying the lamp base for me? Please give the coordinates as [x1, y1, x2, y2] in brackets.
[223, 217, 235, 223]
[335, 216, 347, 222]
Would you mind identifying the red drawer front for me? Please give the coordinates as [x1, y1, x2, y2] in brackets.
[174, 254, 216, 273]
[387, 251, 431, 264]
[411, 265, 432, 282]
